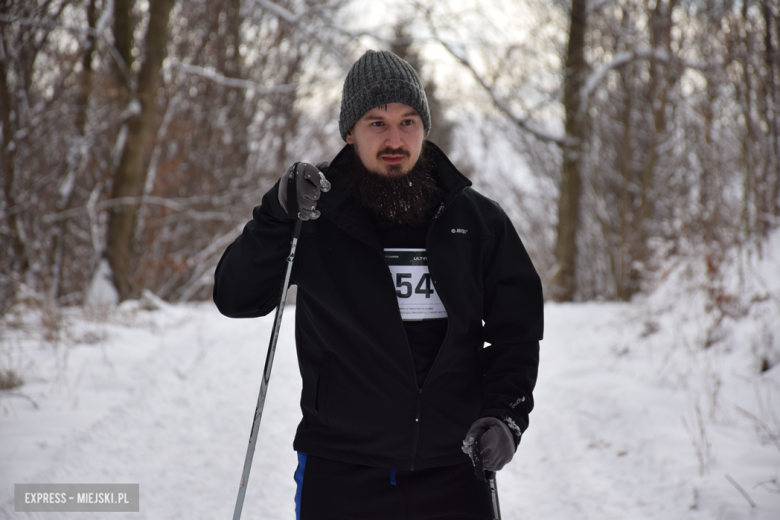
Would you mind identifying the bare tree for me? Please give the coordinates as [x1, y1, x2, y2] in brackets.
[132, 0, 352, 302]
[0, 0, 353, 311]
[551, 0, 587, 301]
[104, 0, 177, 301]
[424, 0, 779, 300]
[3, 0, 777, 310]
[1, 0, 83, 311]
[49, 0, 98, 301]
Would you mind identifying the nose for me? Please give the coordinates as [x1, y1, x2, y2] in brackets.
[385, 125, 402, 148]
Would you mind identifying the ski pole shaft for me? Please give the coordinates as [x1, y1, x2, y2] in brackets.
[486, 472, 501, 520]
[232, 219, 302, 520]
[473, 431, 501, 520]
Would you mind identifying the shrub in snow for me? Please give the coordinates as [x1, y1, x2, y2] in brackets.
[0, 368, 23, 390]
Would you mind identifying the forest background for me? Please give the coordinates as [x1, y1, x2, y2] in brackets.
[2, 2, 780, 516]
[0, 0, 778, 311]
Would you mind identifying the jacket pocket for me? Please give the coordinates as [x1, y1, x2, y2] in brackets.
[315, 352, 332, 427]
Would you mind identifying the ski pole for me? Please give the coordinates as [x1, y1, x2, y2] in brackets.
[232, 168, 304, 520]
[473, 431, 502, 520]
[486, 472, 501, 520]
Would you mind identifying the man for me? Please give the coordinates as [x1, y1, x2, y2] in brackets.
[214, 50, 543, 520]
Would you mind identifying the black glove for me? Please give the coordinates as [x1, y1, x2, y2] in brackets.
[462, 417, 515, 472]
[278, 162, 331, 220]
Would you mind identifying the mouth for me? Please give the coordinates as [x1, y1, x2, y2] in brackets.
[381, 154, 405, 164]
[378, 148, 409, 165]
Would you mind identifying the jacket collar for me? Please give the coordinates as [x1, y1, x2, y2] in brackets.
[317, 142, 472, 250]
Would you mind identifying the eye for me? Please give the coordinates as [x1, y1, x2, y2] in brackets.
[401, 119, 415, 126]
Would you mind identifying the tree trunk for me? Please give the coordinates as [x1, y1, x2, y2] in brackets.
[739, 3, 757, 242]
[105, 0, 176, 301]
[0, 20, 27, 313]
[770, 3, 780, 220]
[632, 0, 676, 297]
[616, 59, 634, 301]
[112, 0, 135, 92]
[761, 0, 780, 225]
[702, 76, 720, 244]
[51, 0, 98, 300]
[551, 0, 587, 302]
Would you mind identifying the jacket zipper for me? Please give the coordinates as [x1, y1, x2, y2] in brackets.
[375, 247, 421, 469]
[410, 388, 423, 471]
[407, 193, 464, 470]
[420, 194, 463, 387]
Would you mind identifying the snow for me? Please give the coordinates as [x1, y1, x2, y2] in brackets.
[2, 234, 780, 519]
[83, 259, 119, 308]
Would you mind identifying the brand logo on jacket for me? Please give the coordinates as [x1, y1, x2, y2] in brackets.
[509, 396, 526, 409]
[451, 228, 468, 234]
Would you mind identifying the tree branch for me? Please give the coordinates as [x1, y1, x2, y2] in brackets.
[247, 0, 350, 69]
[579, 48, 725, 113]
[43, 196, 185, 223]
[586, 0, 614, 14]
[168, 62, 297, 94]
[435, 36, 567, 145]
[0, 13, 101, 39]
[415, 3, 567, 146]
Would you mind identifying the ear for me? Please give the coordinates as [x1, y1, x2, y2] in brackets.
[345, 131, 354, 145]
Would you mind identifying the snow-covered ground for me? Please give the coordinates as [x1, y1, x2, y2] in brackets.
[2, 235, 779, 519]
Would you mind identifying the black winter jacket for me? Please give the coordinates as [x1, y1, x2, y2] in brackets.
[213, 143, 543, 471]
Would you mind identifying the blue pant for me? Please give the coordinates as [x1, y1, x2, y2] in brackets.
[294, 453, 493, 520]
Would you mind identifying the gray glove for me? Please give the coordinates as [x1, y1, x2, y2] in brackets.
[278, 162, 331, 220]
[462, 417, 515, 472]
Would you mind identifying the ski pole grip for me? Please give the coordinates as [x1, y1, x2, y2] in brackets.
[287, 162, 303, 239]
[287, 162, 300, 218]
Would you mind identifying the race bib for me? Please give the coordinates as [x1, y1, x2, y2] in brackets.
[384, 249, 447, 321]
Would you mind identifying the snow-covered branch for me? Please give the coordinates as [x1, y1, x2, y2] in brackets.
[586, 0, 614, 14]
[43, 196, 185, 223]
[579, 48, 725, 113]
[188, 225, 245, 267]
[251, 0, 311, 24]
[579, 50, 633, 114]
[94, 0, 114, 37]
[0, 13, 102, 39]
[168, 62, 297, 94]
[416, 4, 566, 146]
[247, 0, 350, 69]
[43, 195, 246, 225]
[438, 39, 567, 146]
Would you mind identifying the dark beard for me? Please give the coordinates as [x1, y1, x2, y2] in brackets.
[347, 143, 442, 226]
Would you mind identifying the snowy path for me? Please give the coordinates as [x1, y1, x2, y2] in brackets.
[2, 303, 304, 519]
[1, 301, 778, 519]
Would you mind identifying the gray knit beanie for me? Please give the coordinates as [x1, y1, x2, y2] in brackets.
[339, 50, 430, 141]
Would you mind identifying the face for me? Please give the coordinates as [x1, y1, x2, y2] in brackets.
[345, 103, 425, 177]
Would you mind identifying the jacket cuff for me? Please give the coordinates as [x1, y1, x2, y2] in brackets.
[500, 415, 523, 449]
[486, 414, 522, 450]
[266, 179, 296, 222]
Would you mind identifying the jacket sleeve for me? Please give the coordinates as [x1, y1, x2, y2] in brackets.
[479, 209, 544, 447]
[213, 180, 296, 318]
